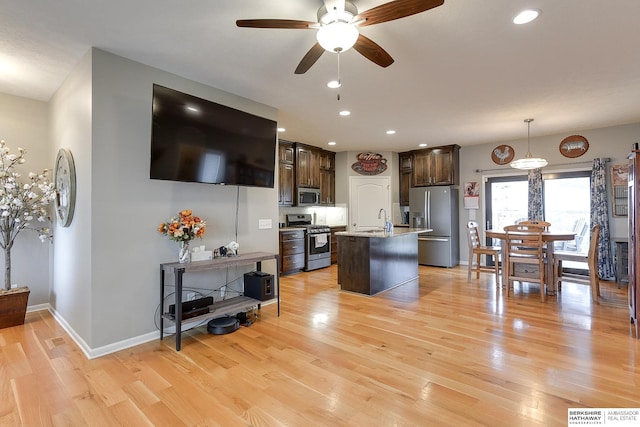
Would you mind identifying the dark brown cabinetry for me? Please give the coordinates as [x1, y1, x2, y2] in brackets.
[296, 144, 320, 188]
[280, 229, 305, 274]
[330, 225, 346, 264]
[319, 150, 334, 170]
[412, 144, 460, 187]
[319, 150, 336, 205]
[278, 141, 295, 206]
[627, 151, 640, 338]
[399, 152, 413, 206]
[279, 140, 295, 163]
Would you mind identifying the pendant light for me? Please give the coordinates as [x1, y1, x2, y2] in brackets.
[511, 118, 548, 170]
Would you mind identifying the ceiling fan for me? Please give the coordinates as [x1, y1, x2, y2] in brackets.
[236, 0, 444, 74]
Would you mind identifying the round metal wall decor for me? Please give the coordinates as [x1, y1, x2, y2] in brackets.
[491, 144, 515, 165]
[54, 148, 77, 227]
[559, 135, 589, 158]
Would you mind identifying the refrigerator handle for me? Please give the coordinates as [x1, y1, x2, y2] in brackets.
[426, 190, 431, 228]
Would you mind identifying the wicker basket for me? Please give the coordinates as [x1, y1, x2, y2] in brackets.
[0, 287, 30, 329]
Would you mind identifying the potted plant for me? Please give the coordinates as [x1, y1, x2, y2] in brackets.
[0, 140, 56, 328]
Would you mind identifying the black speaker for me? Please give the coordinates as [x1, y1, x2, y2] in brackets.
[244, 271, 274, 301]
[168, 296, 213, 316]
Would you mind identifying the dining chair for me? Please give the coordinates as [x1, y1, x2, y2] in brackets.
[561, 218, 588, 251]
[518, 220, 551, 230]
[553, 224, 601, 302]
[466, 221, 501, 285]
[503, 224, 546, 302]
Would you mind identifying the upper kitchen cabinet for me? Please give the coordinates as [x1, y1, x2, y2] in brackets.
[279, 140, 295, 164]
[412, 144, 460, 187]
[319, 150, 335, 205]
[296, 143, 320, 188]
[278, 140, 295, 206]
[399, 152, 413, 206]
[319, 150, 335, 171]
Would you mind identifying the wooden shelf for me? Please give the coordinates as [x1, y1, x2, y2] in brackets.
[162, 295, 261, 324]
[160, 251, 280, 350]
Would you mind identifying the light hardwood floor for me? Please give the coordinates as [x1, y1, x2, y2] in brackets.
[1, 265, 639, 426]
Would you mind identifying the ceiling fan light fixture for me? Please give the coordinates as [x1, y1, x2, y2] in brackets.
[316, 22, 359, 53]
[511, 118, 548, 170]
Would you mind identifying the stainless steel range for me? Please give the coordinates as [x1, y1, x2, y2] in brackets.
[285, 214, 331, 271]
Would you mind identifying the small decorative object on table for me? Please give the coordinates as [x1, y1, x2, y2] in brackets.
[157, 209, 206, 263]
[227, 241, 239, 256]
[0, 140, 56, 328]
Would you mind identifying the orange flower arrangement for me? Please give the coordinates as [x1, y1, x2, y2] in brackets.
[157, 209, 206, 242]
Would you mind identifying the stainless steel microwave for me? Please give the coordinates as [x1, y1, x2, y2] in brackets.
[297, 188, 320, 206]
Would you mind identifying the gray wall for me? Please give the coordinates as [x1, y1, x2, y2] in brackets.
[49, 49, 279, 355]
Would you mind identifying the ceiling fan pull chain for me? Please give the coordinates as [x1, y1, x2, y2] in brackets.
[337, 52, 341, 101]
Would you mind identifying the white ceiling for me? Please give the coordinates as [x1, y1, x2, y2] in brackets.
[2, 0, 640, 152]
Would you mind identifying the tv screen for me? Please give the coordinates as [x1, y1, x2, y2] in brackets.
[150, 84, 277, 188]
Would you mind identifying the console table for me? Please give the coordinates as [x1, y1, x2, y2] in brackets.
[160, 252, 280, 350]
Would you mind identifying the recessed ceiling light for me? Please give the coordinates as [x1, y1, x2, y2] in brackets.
[328, 141, 337, 146]
[327, 80, 341, 88]
[513, 9, 540, 25]
[419, 143, 427, 147]
[386, 130, 396, 135]
[339, 110, 351, 116]
[277, 127, 286, 132]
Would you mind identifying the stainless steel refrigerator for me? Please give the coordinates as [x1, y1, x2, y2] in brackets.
[409, 186, 459, 267]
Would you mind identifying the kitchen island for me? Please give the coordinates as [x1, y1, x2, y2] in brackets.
[335, 228, 430, 295]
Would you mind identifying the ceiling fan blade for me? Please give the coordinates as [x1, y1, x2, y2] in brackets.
[354, 0, 444, 27]
[353, 34, 394, 68]
[295, 43, 326, 74]
[236, 19, 318, 29]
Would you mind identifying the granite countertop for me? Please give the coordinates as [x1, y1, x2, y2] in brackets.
[335, 228, 432, 238]
[279, 225, 347, 232]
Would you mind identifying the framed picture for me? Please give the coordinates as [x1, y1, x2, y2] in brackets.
[491, 145, 515, 165]
[559, 135, 589, 158]
[611, 164, 629, 217]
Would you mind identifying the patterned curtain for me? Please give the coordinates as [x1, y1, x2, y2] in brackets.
[527, 168, 543, 220]
[591, 158, 615, 279]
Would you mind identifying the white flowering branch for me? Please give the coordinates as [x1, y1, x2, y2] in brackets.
[0, 140, 56, 290]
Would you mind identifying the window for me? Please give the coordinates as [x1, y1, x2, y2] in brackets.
[485, 170, 591, 270]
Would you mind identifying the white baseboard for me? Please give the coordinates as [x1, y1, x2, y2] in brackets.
[26, 298, 278, 359]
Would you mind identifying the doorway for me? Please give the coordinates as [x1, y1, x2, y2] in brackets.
[348, 176, 391, 231]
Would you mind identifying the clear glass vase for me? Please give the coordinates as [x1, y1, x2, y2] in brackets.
[178, 241, 191, 263]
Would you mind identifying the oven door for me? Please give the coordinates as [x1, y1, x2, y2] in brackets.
[308, 232, 330, 258]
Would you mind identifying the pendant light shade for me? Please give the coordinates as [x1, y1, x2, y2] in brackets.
[511, 118, 548, 170]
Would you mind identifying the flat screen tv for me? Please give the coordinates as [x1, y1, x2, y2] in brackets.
[150, 84, 277, 188]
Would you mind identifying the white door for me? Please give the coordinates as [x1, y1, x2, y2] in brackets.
[349, 176, 391, 231]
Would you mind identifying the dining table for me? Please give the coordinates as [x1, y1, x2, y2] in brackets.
[485, 229, 576, 295]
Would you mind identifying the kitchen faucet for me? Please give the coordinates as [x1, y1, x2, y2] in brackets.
[378, 208, 387, 221]
[378, 208, 393, 233]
